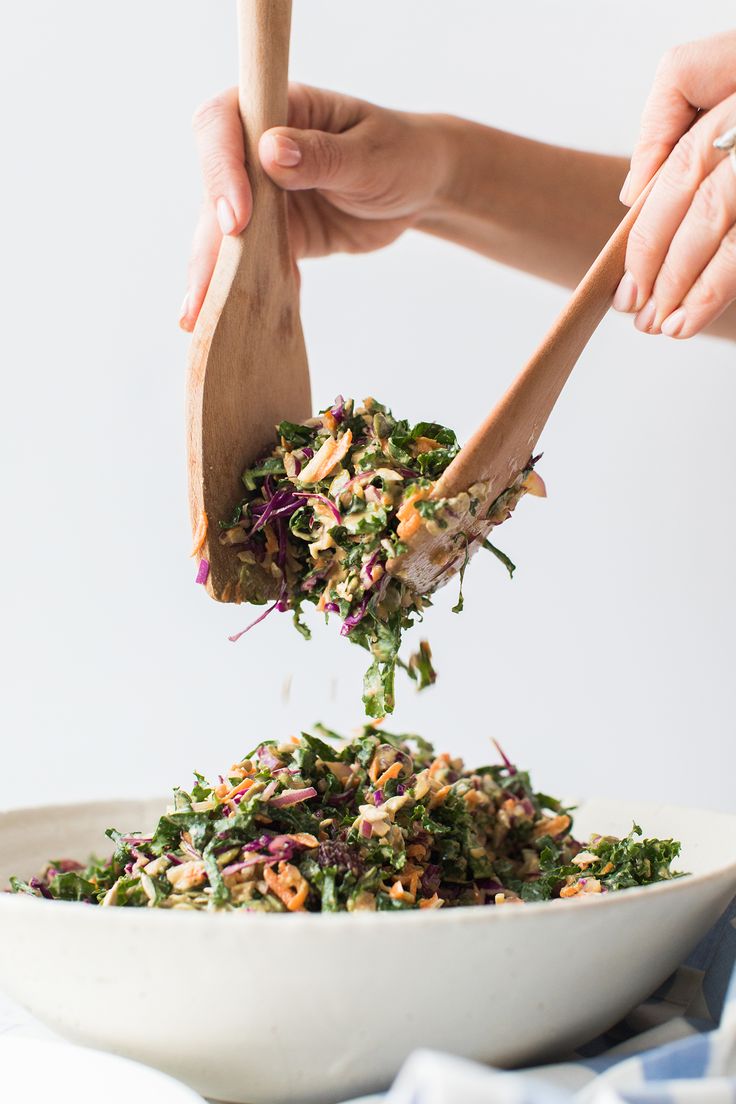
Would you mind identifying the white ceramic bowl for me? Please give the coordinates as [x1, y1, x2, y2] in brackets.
[1, 797, 735, 1104]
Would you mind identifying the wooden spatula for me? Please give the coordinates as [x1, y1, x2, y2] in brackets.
[388, 181, 655, 595]
[186, 0, 311, 603]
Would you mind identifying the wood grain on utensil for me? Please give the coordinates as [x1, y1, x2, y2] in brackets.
[187, 0, 311, 603]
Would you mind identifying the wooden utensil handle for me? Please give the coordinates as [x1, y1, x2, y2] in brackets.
[235, 0, 292, 268]
[556, 175, 656, 347]
[436, 178, 657, 501]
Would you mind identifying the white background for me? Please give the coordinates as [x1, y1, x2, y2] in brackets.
[1, 2, 734, 814]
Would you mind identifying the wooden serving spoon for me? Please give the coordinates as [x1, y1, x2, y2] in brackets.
[186, 0, 311, 603]
[388, 182, 655, 595]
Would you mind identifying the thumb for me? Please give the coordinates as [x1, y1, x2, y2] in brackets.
[623, 36, 736, 204]
[258, 125, 364, 194]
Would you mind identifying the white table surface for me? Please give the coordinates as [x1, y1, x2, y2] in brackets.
[0, 990, 374, 1103]
[0, 989, 57, 1042]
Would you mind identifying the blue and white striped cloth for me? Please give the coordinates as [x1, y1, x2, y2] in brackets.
[381, 896, 736, 1104]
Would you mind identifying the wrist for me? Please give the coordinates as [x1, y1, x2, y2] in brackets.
[414, 113, 476, 228]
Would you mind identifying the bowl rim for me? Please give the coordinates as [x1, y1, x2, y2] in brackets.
[2, 794, 735, 929]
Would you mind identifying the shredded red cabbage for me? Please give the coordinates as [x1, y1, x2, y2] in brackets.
[257, 745, 283, 771]
[340, 595, 370, 636]
[295, 492, 342, 525]
[493, 739, 517, 776]
[228, 600, 280, 643]
[269, 786, 318, 808]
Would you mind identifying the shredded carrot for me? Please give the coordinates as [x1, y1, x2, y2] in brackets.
[419, 893, 442, 909]
[219, 777, 254, 803]
[429, 784, 452, 809]
[287, 881, 309, 912]
[396, 486, 431, 542]
[428, 754, 450, 778]
[413, 437, 441, 454]
[522, 470, 547, 498]
[396, 488, 430, 521]
[532, 814, 571, 840]
[290, 735, 301, 745]
[389, 880, 414, 903]
[264, 862, 310, 912]
[190, 510, 208, 557]
[374, 761, 402, 789]
[396, 863, 422, 886]
[299, 430, 352, 484]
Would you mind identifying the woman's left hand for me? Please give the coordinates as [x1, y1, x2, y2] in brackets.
[614, 30, 736, 338]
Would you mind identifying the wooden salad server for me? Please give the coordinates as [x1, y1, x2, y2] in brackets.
[388, 181, 655, 595]
[186, 0, 311, 602]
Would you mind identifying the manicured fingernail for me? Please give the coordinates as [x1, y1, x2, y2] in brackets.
[612, 271, 638, 313]
[635, 298, 657, 333]
[178, 293, 191, 329]
[619, 169, 632, 205]
[661, 308, 686, 338]
[216, 196, 236, 236]
[265, 133, 301, 168]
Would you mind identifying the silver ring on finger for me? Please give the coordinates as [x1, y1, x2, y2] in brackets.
[713, 125, 736, 175]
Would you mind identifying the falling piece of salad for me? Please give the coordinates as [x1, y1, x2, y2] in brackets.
[202, 397, 545, 717]
[10, 724, 682, 912]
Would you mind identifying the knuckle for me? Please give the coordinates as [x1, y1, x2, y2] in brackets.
[653, 261, 681, 301]
[627, 220, 657, 262]
[311, 131, 342, 181]
[692, 174, 725, 229]
[192, 91, 230, 133]
[658, 42, 686, 76]
[693, 277, 721, 312]
[667, 131, 701, 185]
[286, 82, 312, 128]
[720, 225, 736, 270]
[200, 151, 239, 195]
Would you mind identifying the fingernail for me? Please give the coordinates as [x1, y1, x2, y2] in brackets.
[661, 308, 686, 338]
[178, 293, 190, 329]
[619, 170, 632, 205]
[635, 298, 657, 333]
[612, 271, 638, 313]
[216, 196, 236, 236]
[266, 133, 301, 168]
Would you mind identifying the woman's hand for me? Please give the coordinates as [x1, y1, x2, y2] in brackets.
[180, 84, 449, 331]
[614, 30, 736, 338]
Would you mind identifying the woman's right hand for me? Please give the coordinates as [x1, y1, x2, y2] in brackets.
[180, 84, 451, 331]
[616, 31, 736, 338]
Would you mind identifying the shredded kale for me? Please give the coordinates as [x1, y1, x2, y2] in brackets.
[219, 397, 538, 715]
[9, 728, 684, 913]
